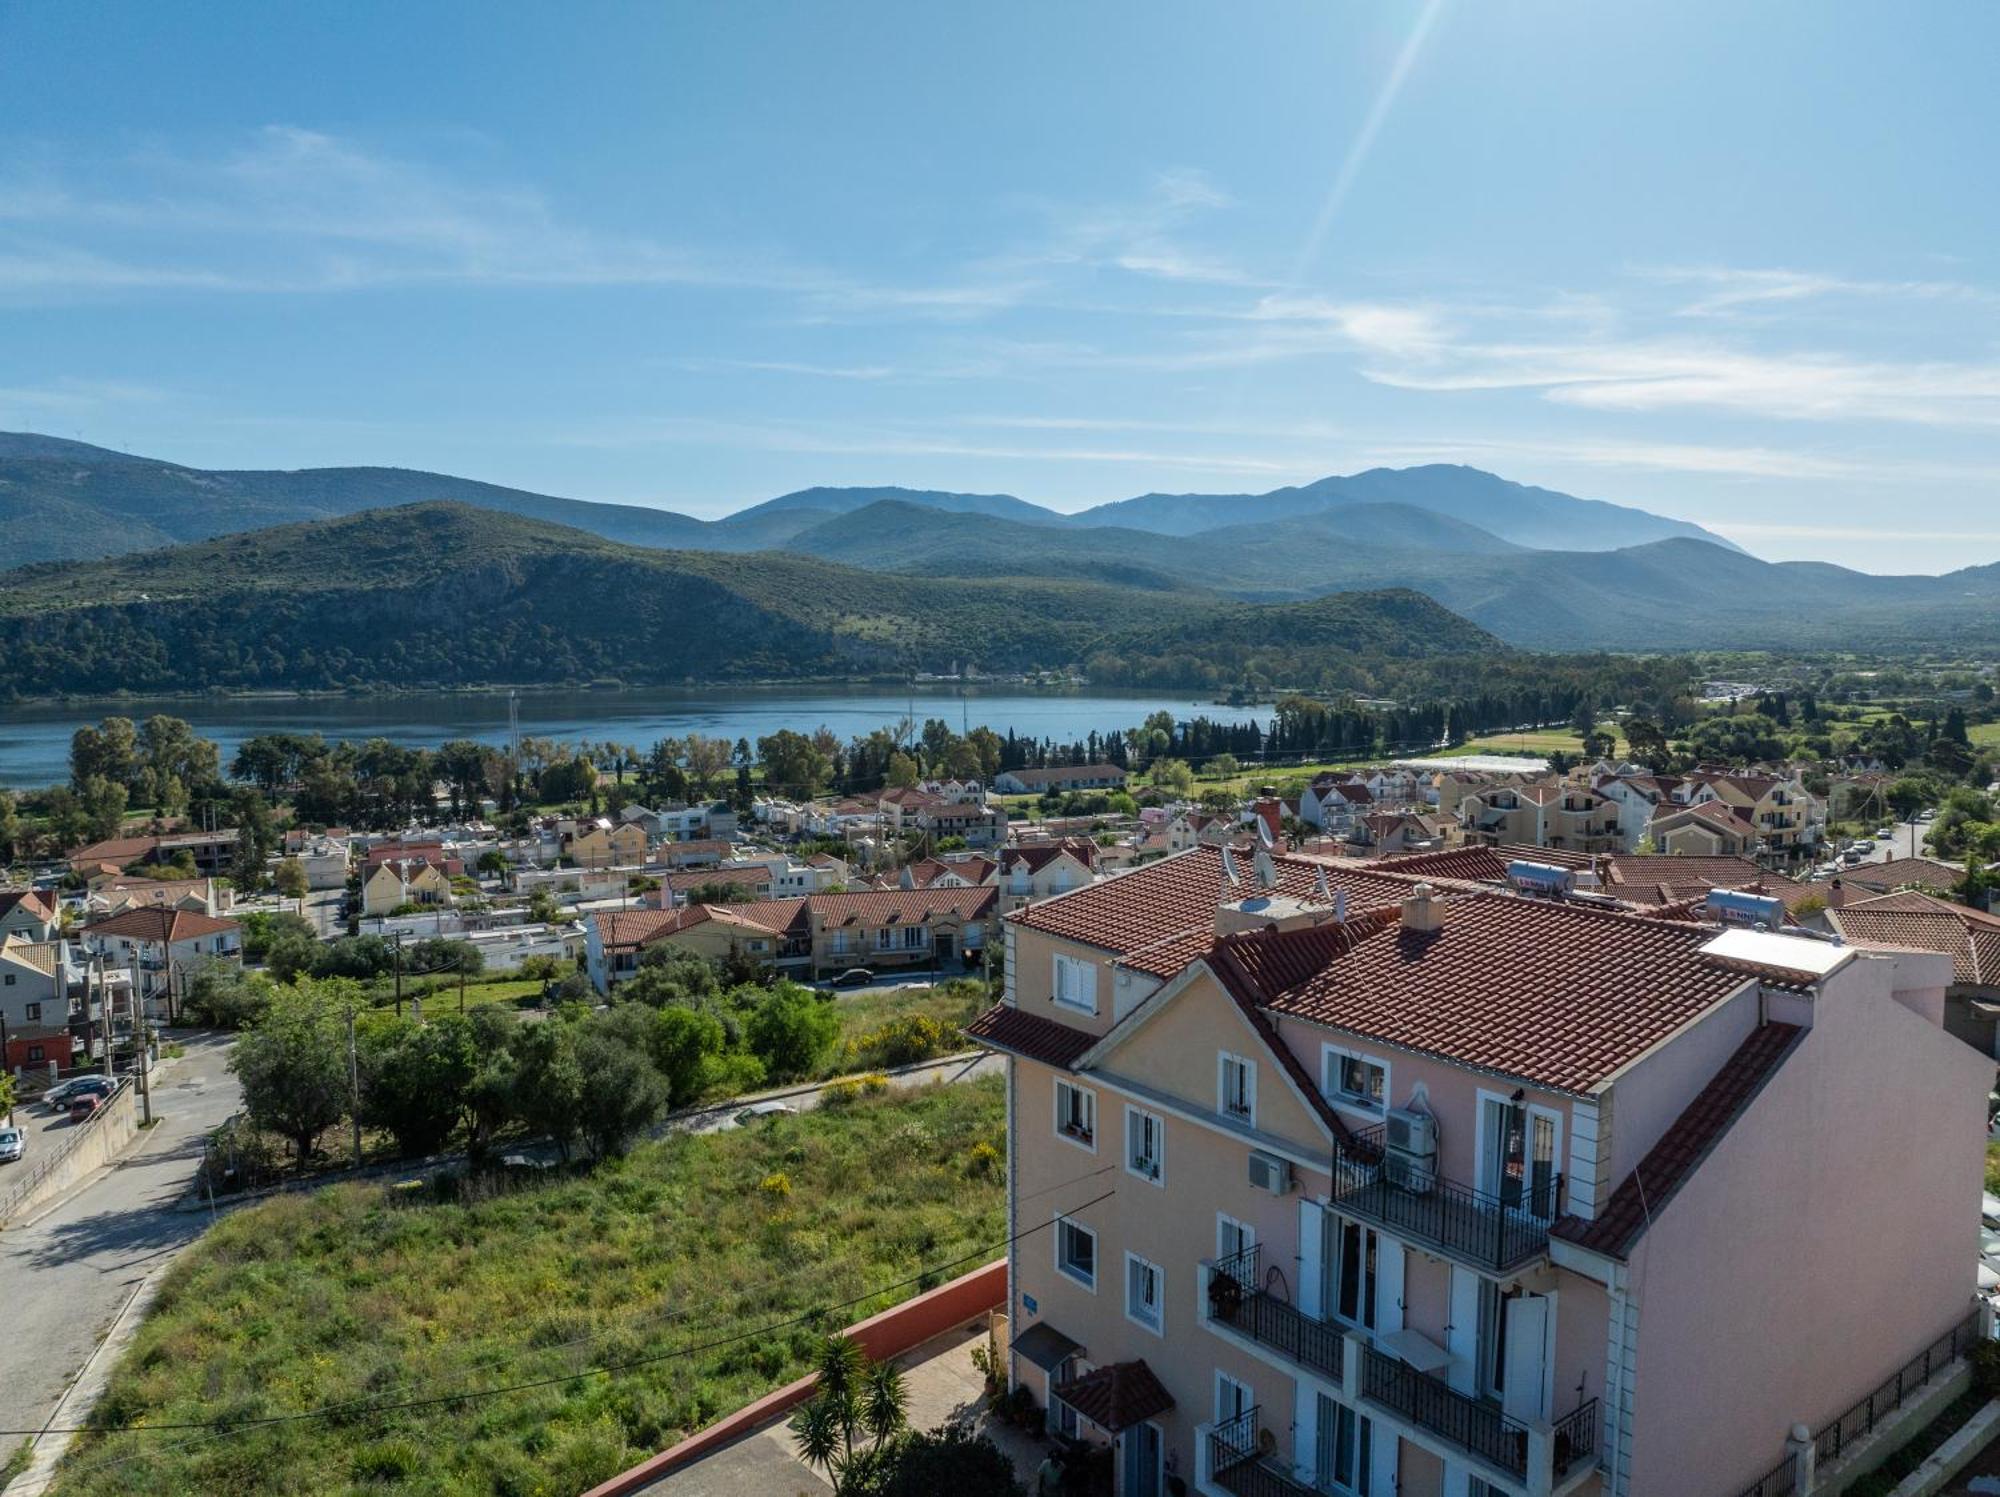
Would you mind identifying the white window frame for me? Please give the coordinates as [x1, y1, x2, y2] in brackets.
[1124, 1104, 1165, 1186]
[1125, 1250, 1164, 1336]
[1322, 1043, 1391, 1121]
[1055, 1214, 1097, 1291]
[1215, 1370, 1254, 1426]
[1473, 1088, 1565, 1221]
[1216, 1212, 1256, 1263]
[1052, 952, 1097, 1014]
[1217, 1051, 1257, 1128]
[1054, 1079, 1097, 1153]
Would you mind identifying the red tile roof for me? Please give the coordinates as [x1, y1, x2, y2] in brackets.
[804, 886, 997, 927]
[1837, 857, 1967, 894]
[1828, 892, 2000, 986]
[963, 1005, 1097, 1069]
[1051, 1360, 1174, 1433]
[1232, 894, 1755, 1095]
[1374, 844, 1594, 883]
[0, 888, 58, 923]
[83, 906, 238, 943]
[1000, 841, 1098, 874]
[1600, 855, 1813, 914]
[1554, 1021, 1804, 1259]
[1008, 845, 1412, 962]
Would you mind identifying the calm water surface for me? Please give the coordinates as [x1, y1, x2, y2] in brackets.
[0, 685, 1270, 788]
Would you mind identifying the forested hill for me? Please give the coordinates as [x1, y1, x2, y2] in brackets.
[0, 502, 1502, 698]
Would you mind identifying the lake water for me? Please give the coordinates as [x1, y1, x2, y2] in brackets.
[0, 685, 1271, 788]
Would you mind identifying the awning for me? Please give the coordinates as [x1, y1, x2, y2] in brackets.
[1011, 1322, 1083, 1374]
[1051, 1359, 1174, 1434]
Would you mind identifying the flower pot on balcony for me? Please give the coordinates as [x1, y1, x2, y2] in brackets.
[1207, 1274, 1243, 1317]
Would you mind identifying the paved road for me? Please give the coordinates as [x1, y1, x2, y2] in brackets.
[0, 1032, 241, 1444]
[671, 1050, 1002, 1137]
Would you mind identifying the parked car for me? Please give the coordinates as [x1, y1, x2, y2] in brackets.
[69, 1094, 103, 1124]
[829, 967, 876, 988]
[1876, 827, 1895, 840]
[734, 1101, 797, 1127]
[0, 1127, 23, 1164]
[44, 1075, 114, 1112]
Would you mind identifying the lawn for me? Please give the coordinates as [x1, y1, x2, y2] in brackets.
[1444, 727, 1630, 761]
[48, 1076, 1007, 1497]
[1971, 720, 2000, 748]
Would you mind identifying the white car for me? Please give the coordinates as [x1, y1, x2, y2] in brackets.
[734, 1101, 797, 1127]
[0, 1127, 23, 1164]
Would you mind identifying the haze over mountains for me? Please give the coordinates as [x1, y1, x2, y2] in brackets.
[2, 431, 1997, 660]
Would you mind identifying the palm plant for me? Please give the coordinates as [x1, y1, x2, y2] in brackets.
[790, 1336, 910, 1493]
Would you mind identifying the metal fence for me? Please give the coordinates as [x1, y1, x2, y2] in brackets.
[1209, 1243, 1347, 1384]
[1730, 1450, 1797, 1497]
[1813, 1308, 1983, 1464]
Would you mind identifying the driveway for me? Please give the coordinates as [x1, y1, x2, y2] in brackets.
[0, 1032, 242, 1445]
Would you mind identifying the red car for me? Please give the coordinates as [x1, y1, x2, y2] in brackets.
[68, 1094, 102, 1124]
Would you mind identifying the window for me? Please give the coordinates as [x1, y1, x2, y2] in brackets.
[1215, 1371, 1253, 1425]
[1218, 1052, 1256, 1126]
[1053, 953, 1097, 1014]
[2, 973, 12, 985]
[1332, 1219, 1379, 1331]
[876, 928, 894, 951]
[1056, 1216, 1096, 1289]
[1216, 1213, 1255, 1263]
[23, 1002, 41, 1022]
[1054, 1080, 1096, 1150]
[1324, 1046, 1388, 1116]
[1125, 1252, 1163, 1334]
[1125, 1106, 1163, 1184]
[899, 925, 926, 950]
[1053, 1357, 1080, 1437]
[27, 1045, 43, 1063]
[1315, 1393, 1373, 1494]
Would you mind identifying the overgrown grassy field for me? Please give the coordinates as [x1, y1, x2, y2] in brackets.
[1445, 728, 1629, 760]
[830, 979, 985, 1056]
[48, 1077, 1007, 1497]
[1970, 720, 2000, 748]
[362, 975, 546, 1013]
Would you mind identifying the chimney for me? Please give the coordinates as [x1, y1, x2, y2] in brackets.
[1253, 796, 1283, 847]
[1401, 881, 1445, 935]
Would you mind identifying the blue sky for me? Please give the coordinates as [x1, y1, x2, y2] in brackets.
[2, 1, 1997, 572]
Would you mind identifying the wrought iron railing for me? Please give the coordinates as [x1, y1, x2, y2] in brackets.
[1813, 1309, 1983, 1463]
[1361, 1343, 1529, 1478]
[1208, 1243, 1346, 1384]
[1553, 1397, 1600, 1480]
[1332, 1124, 1559, 1273]
[1209, 1406, 1313, 1497]
[1729, 1451, 1797, 1497]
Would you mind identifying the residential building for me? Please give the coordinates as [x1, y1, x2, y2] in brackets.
[1375, 844, 1819, 922]
[1681, 771, 1824, 854]
[998, 841, 1098, 912]
[87, 873, 231, 918]
[0, 887, 60, 942]
[969, 845, 1988, 1497]
[0, 936, 74, 1071]
[67, 827, 240, 876]
[899, 855, 1000, 892]
[586, 900, 809, 989]
[1457, 783, 1622, 854]
[1828, 890, 2000, 1054]
[80, 905, 241, 1018]
[1645, 801, 1759, 858]
[650, 864, 777, 908]
[994, 764, 1129, 795]
[1833, 856, 1967, 899]
[913, 799, 1009, 850]
[567, 820, 651, 869]
[361, 858, 456, 917]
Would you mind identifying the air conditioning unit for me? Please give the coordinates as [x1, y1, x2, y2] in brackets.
[1246, 1149, 1293, 1195]
[1384, 1107, 1438, 1196]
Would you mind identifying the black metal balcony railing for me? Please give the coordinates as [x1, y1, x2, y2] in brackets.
[1361, 1344, 1529, 1479]
[1553, 1397, 1601, 1480]
[1209, 1406, 1314, 1497]
[1332, 1125, 1559, 1273]
[1208, 1244, 1346, 1384]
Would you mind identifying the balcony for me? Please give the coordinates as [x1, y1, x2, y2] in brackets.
[1206, 1244, 1345, 1385]
[1330, 1126, 1558, 1274]
[1204, 1407, 1315, 1497]
[1358, 1345, 1598, 1488]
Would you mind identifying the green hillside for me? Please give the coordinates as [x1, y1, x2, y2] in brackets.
[0, 502, 1500, 697]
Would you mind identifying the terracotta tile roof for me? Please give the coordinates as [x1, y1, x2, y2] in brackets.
[963, 1004, 1097, 1068]
[594, 906, 718, 950]
[1051, 1360, 1174, 1433]
[0, 888, 58, 922]
[0, 938, 59, 975]
[1374, 844, 1595, 884]
[999, 763, 1126, 788]
[1008, 845, 1411, 961]
[1000, 841, 1097, 874]
[1652, 800, 1760, 838]
[1838, 857, 1967, 894]
[663, 865, 773, 894]
[804, 886, 997, 927]
[1237, 893, 1754, 1095]
[1827, 892, 2000, 986]
[1554, 1021, 1804, 1259]
[83, 906, 238, 943]
[1600, 855, 1813, 914]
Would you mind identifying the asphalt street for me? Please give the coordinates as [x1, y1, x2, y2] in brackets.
[0, 1032, 242, 1445]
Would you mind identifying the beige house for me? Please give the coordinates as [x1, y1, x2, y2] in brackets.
[361, 858, 455, 917]
[81, 905, 241, 1017]
[998, 841, 1097, 912]
[969, 844, 1986, 1497]
[1645, 800, 1758, 857]
[567, 821, 650, 869]
[1457, 782, 1621, 854]
[1682, 771, 1823, 854]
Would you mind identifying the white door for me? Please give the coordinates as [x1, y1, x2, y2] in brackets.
[1501, 1294, 1551, 1422]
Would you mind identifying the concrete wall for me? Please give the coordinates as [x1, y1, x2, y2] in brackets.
[1623, 950, 1989, 1497]
[0, 1079, 139, 1225]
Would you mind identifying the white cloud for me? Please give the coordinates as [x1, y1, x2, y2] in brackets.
[1645, 264, 2000, 319]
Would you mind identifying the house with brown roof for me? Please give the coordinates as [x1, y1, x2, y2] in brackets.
[1832, 855, 1968, 899]
[360, 858, 455, 917]
[1681, 769, 1824, 853]
[994, 763, 1129, 795]
[997, 840, 1097, 911]
[1457, 780, 1622, 854]
[968, 844, 1987, 1497]
[1828, 890, 2000, 1053]
[0, 935, 76, 1072]
[67, 827, 240, 876]
[0, 887, 60, 943]
[80, 905, 241, 1017]
[1646, 798, 1760, 857]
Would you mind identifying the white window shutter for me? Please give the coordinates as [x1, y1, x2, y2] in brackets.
[1291, 1380, 1318, 1483]
[1297, 1199, 1325, 1321]
[1376, 1237, 1406, 1333]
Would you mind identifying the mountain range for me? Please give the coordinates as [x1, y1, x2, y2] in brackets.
[2, 431, 1997, 658]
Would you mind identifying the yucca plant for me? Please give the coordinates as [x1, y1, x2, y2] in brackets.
[790, 1335, 911, 1493]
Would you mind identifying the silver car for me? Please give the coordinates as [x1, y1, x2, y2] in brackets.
[0, 1127, 23, 1164]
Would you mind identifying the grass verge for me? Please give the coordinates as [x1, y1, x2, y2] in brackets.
[47, 1076, 1006, 1497]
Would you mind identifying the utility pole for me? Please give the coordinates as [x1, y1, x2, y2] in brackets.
[393, 931, 404, 1019]
[136, 1015, 152, 1126]
[344, 1004, 362, 1167]
[97, 953, 111, 1078]
[0, 1010, 12, 1124]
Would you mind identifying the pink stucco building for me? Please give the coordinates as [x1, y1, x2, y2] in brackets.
[967, 844, 1989, 1497]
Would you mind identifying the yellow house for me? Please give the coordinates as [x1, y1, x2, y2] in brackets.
[361, 859, 455, 917]
[567, 821, 650, 869]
